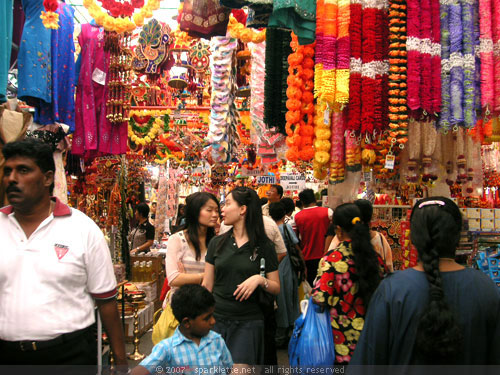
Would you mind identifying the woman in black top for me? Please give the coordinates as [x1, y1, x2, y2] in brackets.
[130, 202, 155, 254]
[203, 187, 280, 365]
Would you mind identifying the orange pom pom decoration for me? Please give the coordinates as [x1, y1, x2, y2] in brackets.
[302, 102, 315, 115]
[285, 110, 301, 124]
[299, 124, 314, 136]
[303, 46, 315, 58]
[286, 99, 302, 111]
[304, 80, 314, 92]
[301, 68, 314, 81]
[301, 91, 314, 103]
[302, 57, 314, 69]
[299, 146, 315, 161]
[286, 86, 302, 100]
[286, 146, 300, 162]
[300, 136, 314, 148]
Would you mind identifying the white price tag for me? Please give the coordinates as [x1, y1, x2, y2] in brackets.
[384, 154, 395, 170]
[363, 170, 372, 182]
[323, 106, 330, 125]
[92, 68, 106, 85]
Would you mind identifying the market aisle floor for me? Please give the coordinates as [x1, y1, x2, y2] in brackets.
[126, 330, 290, 367]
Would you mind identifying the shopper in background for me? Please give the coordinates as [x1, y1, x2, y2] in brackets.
[0, 138, 127, 366]
[203, 186, 280, 365]
[165, 192, 220, 298]
[351, 197, 500, 365]
[262, 184, 283, 217]
[172, 203, 186, 232]
[130, 202, 155, 254]
[294, 188, 333, 285]
[269, 202, 302, 349]
[326, 199, 394, 272]
[353, 199, 393, 272]
[281, 197, 297, 231]
[312, 203, 384, 364]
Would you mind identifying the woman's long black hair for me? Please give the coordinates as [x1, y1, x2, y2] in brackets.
[183, 192, 220, 261]
[410, 196, 463, 363]
[333, 203, 382, 307]
[216, 186, 272, 254]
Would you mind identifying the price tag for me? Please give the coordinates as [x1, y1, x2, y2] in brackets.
[92, 67, 106, 85]
[384, 154, 395, 170]
[363, 170, 372, 182]
[323, 106, 330, 125]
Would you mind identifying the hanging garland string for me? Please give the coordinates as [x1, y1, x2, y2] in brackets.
[227, 15, 266, 43]
[313, 102, 331, 179]
[329, 108, 346, 183]
[347, 0, 362, 132]
[83, 0, 160, 33]
[479, 0, 494, 110]
[285, 33, 315, 163]
[439, 0, 452, 130]
[387, 0, 409, 146]
[41, 0, 59, 29]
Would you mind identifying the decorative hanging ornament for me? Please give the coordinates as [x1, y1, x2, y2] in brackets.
[132, 19, 172, 75]
[189, 40, 211, 72]
[41, 0, 59, 29]
[83, 0, 161, 34]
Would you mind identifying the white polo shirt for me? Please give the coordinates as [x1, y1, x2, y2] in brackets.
[0, 198, 117, 341]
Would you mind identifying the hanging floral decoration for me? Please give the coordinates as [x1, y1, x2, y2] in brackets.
[227, 15, 266, 43]
[387, 0, 409, 147]
[285, 33, 315, 163]
[313, 102, 331, 179]
[329, 109, 346, 183]
[315, 0, 350, 105]
[478, 0, 494, 111]
[128, 113, 169, 146]
[83, 0, 160, 33]
[439, 0, 480, 129]
[406, 0, 441, 117]
[346, 0, 362, 132]
[99, 0, 145, 18]
[41, 0, 59, 29]
[265, 28, 293, 136]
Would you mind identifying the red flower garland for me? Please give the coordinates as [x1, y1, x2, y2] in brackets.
[99, 0, 144, 18]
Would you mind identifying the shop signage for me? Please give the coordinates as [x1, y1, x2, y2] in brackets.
[256, 175, 276, 185]
[280, 173, 306, 191]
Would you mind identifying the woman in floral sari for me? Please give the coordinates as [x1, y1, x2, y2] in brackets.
[312, 203, 385, 364]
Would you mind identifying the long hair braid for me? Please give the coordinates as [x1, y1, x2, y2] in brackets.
[411, 197, 464, 363]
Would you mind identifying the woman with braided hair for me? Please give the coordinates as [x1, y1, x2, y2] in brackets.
[351, 197, 500, 365]
[312, 203, 386, 364]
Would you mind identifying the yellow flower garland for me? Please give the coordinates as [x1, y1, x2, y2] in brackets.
[128, 117, 163, 146]
[227, 15, 266, 43]
[83, 0, 160, 33]
[40, 11, 60, 30]
[129, 109, 171, 118]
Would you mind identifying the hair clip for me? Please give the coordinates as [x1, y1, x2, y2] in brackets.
[351, 217, 361, 225]
[418, 200, 445, 209]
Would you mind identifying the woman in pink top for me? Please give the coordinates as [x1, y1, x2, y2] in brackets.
[165, 192, 220, 302]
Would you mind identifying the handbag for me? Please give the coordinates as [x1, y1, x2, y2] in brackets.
[151, 291, 179, 345]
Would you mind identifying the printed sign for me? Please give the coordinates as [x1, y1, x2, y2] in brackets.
[384, 154, 395, 170]
[280, 173, 306, 191]
[256, 175, 276, 185]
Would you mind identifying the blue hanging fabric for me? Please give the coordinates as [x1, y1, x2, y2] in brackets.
[288, 297, 336, 367]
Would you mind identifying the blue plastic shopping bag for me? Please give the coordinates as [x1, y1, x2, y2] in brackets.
[288, 297, 336, 366]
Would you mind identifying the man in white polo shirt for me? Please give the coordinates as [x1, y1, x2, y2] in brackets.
[0, 138, 127, 366]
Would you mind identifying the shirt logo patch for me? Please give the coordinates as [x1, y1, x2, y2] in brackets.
[54, 244, 69, 260]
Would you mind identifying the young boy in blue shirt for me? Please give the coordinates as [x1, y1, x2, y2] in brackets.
[132, 284, 233, 375]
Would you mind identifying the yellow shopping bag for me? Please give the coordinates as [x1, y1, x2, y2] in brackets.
[152, 292, 179, 345]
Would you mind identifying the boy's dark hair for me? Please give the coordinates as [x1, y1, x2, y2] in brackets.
[171, 284, 215, 322]
[298, 189, 316, 206]
[135, 202, 150, 218]
[269, 202, 286, 222]
[271, 184, 284, 199]
[3, 138, 55, 194]
[280, 197, 295, 216]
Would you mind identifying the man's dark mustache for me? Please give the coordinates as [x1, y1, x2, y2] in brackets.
[6, 185, 21, 194]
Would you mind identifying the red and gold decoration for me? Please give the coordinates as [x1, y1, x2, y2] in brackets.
[132, 19, 173, 75]
[41, 0, 59, 29]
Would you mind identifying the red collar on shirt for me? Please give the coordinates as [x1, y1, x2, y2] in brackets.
[0, 197, 72, 217]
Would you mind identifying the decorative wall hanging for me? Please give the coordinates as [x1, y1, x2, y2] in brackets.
[406, 0, 441, 116]
[314, 0, 350, 105]
[132, 19, 172, 75]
